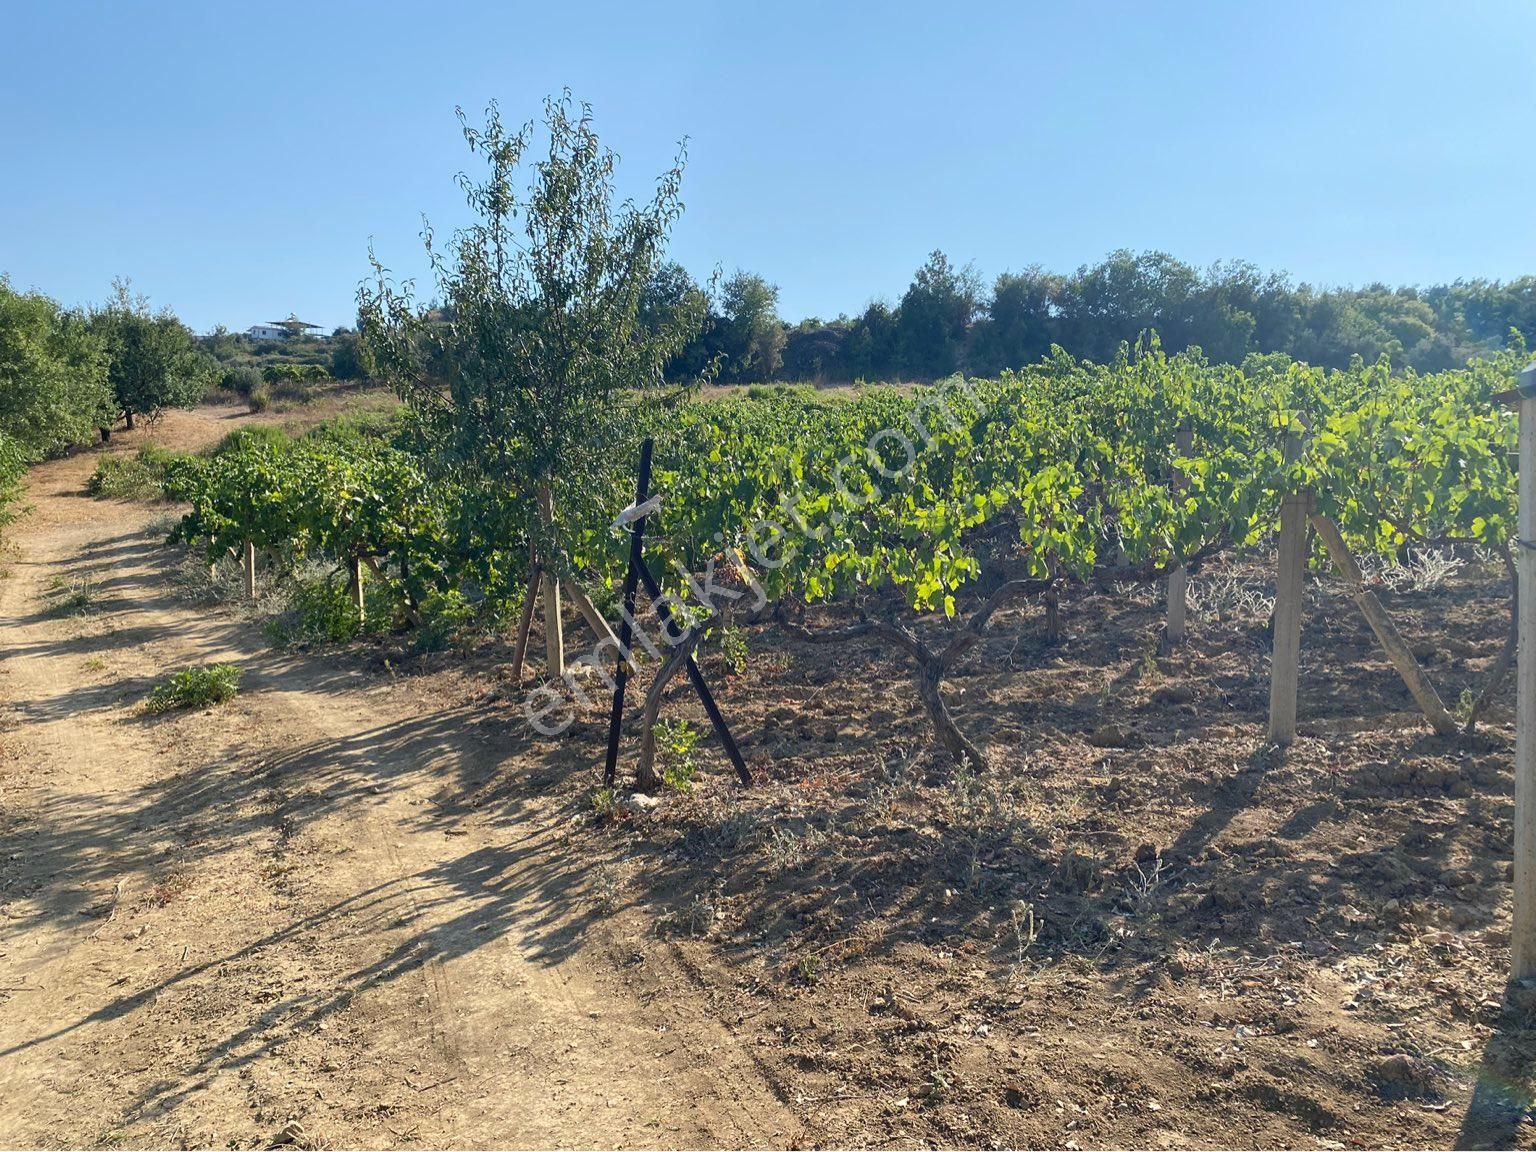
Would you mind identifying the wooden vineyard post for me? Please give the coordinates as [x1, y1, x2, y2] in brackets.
[562, 577, 621, 651]
[1164, 419, 1194, 651]
[349, 555, 365, 622]
[536, 486, 565, 678]
[244, 540, 256, 600]
[1267, 428, 1308, 744]
[1512, 362, 1536, 978]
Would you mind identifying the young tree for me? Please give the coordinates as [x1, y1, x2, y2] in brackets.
[358, 94, 703, 671]
[90, 280, 213, 432]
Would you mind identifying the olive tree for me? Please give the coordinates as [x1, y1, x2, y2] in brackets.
[359, 93, 703, 673]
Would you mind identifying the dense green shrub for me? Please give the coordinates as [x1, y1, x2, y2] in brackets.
[262, 363, 330, 384]
[211, 424, 290, 457]
[221, 365, 263, 398]
[86, 445, 188, 501]
[413, 588, 477, 652]
[266, 576, 393, 647]
[329, 330, 366, 380]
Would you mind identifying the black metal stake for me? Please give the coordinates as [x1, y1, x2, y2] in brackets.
[603, 439, 653, 787]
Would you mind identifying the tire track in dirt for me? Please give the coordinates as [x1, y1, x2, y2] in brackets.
[0, 409, 801, 1148]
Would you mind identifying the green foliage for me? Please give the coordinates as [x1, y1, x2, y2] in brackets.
[262, 362, 330, 384]
[414, 588, 477, 652]
[745, 381, 819, 402]
[247, 384, 271, 412]
[717, 624, 749, 676]
[897, 251, 982, 379]
[87, 445, 187, 501]
[144, 664, 242, 713]
[211, 424, 291, 457]
[290, 578, 365, 643]
[0, 278, 113, 530]
[359, 93, 703, 594]
[661, 251, 1536, 385]
[654, 719, 699, 791]
[587, 786, 620, 822]
[168, 427, 451, 627]
[220, 365, 263, 397]
[716, 270, 786, 382]
[328, 329, 367, 380]
[89, 280, 214, 424]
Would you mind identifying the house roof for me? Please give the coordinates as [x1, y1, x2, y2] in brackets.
[266, 313, 323, 330]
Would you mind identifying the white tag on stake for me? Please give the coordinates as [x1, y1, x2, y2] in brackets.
[611, 494, 662, 533]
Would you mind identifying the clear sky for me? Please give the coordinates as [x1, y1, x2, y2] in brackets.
[2, 0, 1533, 333]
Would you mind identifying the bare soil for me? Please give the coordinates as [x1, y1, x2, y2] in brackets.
[0, 408, 800, 1149]
[3, 404, 1535, 1149]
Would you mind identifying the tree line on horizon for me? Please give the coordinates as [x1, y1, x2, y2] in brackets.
[639, 249, 1536, 384]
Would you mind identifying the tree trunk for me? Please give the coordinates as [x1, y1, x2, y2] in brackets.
[125, 411, 135, 431]
[634, 628, 700, 792]
[99, 427, 111, 444]
[1043, 583, 1060, 643]
[364, 555, 418, 627]
[914, 659, 983, 767]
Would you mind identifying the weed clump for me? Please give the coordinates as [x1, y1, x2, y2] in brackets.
[144, 664, 242, 713]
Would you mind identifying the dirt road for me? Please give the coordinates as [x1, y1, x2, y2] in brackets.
[0, 408, 798, 1149]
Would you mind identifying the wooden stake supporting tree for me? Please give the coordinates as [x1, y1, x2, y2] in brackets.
[1268, 429, 1308, 744]
[508, 487, 621, 682]
[348, 555, 365, 622]
[243, 540, 256, 600]
[536, 487, 565, 679]
[1308, 513, 1456, 736]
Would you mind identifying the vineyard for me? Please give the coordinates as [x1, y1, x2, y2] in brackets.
[4, 77, 1534, 1149]
[163, 339, 1529, 777]
[86, 341, 1533, 1147]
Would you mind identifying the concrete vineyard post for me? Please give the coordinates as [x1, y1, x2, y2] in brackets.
[244, 540, 256, 600]
[1514, 362, 1536, 978]
[1165, 420, 1194, 650]
[1267, 429, 1308, 744]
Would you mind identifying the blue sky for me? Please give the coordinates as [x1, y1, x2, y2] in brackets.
[2, 0, 1533, 333]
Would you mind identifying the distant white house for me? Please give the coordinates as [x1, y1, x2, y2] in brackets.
[246, 314, 325, 341]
